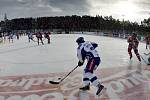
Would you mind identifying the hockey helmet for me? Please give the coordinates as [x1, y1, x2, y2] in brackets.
[76, 37, 85, 44]
[132, 32, 137, 37]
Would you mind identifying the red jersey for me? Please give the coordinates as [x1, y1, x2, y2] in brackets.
[145, 36, 150, 42]
[127, 36, 139, 47]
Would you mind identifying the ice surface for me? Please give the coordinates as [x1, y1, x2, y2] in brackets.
[0, 34, 146, 76]
[0, 34, 149, 100]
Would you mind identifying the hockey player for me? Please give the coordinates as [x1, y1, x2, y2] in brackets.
[8, 33, 14, 43]
[16, 32, 19, 40]
[36, 32, 44, 45]
[27, 32, 33, 43]
[127, 33, 141, 61]
[44, 32, 51, 44]
[76, 37, 105, 96]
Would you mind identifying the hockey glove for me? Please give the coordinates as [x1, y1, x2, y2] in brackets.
[78, 61, 84, 66]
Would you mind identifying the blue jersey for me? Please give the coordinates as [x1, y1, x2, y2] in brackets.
[27, 32, 33, 38]
[77, 41, 99, 63]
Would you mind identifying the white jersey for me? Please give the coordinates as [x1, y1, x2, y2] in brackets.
[77, 41, 99, 63]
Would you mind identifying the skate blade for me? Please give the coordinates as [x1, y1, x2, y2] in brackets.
[97, 87, 107, 97]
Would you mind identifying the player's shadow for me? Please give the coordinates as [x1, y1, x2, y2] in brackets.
[126, 61, 142, 76]
[136, 63, 142, 74]
[0, 45, 40, 54]
[124, 62, 146, 98]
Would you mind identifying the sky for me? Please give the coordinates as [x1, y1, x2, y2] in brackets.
[0, 0, 150, 23]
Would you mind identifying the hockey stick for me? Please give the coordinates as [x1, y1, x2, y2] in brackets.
[31, 38, 46, 43]
[49, 65, 79, 84]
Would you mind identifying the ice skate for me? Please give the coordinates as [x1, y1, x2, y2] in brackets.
[96, 84, 105, 96]
[79, 85, 90, 91]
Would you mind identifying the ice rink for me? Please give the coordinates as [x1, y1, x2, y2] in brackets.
[0, 34, 149, 100]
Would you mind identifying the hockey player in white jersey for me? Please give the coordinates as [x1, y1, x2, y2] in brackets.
[76, 37, 105, 96]
[27, 32, 33, 42]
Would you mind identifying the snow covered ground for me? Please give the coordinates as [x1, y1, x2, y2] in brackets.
[0, 34, 149, 100]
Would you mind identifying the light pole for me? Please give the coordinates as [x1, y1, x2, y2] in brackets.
[122, 15, 125, 34]
[122, 15, 125, 38]
[4, 13, 7, 33]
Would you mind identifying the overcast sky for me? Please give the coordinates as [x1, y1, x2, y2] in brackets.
[0, 0, 150, 23]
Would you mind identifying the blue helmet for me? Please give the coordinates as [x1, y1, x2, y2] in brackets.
[76, 37, 85, 44]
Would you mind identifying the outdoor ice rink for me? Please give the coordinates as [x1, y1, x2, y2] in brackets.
[0, 34, 150, 100]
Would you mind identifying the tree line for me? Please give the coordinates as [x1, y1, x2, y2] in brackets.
[0, 15, 149, 35]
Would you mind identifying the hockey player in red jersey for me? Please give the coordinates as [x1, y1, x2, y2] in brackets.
[44, 32, 51, 44]
[36, 32, 44, 45]
[127, 33, 141, 61]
